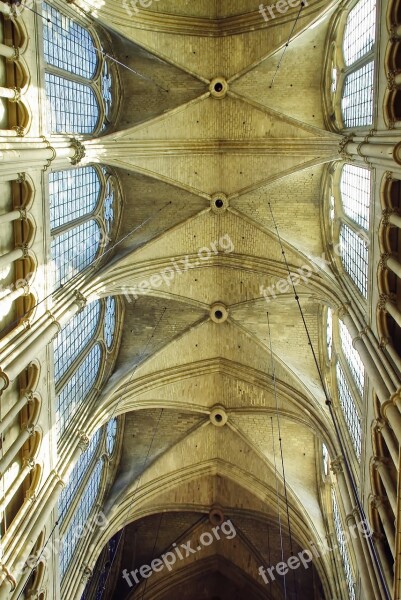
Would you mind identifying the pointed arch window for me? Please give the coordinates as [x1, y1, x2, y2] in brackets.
[327, 0, 376, 130]
[54, 296, 118, 439]
[336, 363, 362, 459]
[58, 429, 101, 523]
[328, 163, 371, 300]
[49, 166, 116, 290]
[49, 167, 101, 230]
[59, 459, 104, 578]
[53, 300, 101, 381]
[341, 0, 376, 128]
[42, 2, 114, 135]
[332, 490, 357, 600]
[56, 343, 102, 438]
[339, 320, 365, 395]
[326, 312, 363, 461]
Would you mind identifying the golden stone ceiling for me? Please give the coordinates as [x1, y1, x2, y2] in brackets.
[77, 0, 346, 596]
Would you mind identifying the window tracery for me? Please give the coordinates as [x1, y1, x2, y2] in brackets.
[42, 2, 115, 135]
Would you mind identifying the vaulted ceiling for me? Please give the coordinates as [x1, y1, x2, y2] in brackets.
[78, 0, 347, 596]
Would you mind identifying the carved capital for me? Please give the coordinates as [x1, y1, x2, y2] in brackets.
[74, 290, 87, 310]
[12, 125, 25, 137]
[70, 138, 86, 166]
[17, 243, 28, 258]
[378, 293, 390, 311]
[379, 253, 390, 269]
[6, 46, 19, 62]
[374, 418, 386, 433]
[23, 457, 35, 471]
[77, 431, 90, 451]
[9, 87, 21, 103]
[379, 336, 390, 350]
[81, 565, 92, 584]
[330, 457, 344, 476]
[371, 494, 386, 510]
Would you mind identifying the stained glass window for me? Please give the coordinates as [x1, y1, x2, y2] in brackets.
[56, 344, 102, 437]
[339, 320, 365, 396]
[106, 418, 117, 455]
[343, 0, 376, 66]
[42, 2, 97, 79]
[54, 301, 101, 382]
[339, 224, 369, 298]
[340, 165, 371, 230]
[49, 168, 101, 230]
[104, 297, 116, 348]
[336, 363, 362, 459]
[342, 62, 374, 128]
[51, 220, 101, 288]
[58, 430, 101, 523]
[59, 460, 103, 578]
[45, 73, 99, 134]
[327, 308, 333, 360]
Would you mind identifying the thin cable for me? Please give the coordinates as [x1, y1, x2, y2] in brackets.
[269, 1, 306, 89]
[270, 416, 288, 600]
[18, 306, 167, 597]
[267, 201, 392, 600]
[84, 306, 167, 597]
[267, 312, 298, 600]
[139, 512, 163, 600]
[0, 201, 171, 338]
[23, 3, 169, 92]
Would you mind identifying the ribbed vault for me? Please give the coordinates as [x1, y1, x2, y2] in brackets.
[76, 0, 348, 597]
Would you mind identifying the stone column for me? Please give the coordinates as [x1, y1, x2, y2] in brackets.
[380, 337, 401, 374]
[372, 532, 393, 591]
[0, 207, 25, 225]
[0, 390, 33, 436]
[381, 253, 401, 280]
[0, 137, 86, 178]
[0, 291, 87, 393]
[372, 458, 397, 514]
[343, 136, 401, 170]
[371, 496, 395, 558]
[339, 311, 391, 402]
[0, 425, 35, 478]
[0, 245, 27, 270]
[0, 44, 18, 60]
[0, 458, 35, 515]
[375, 419, 399, 468]
[331, 458, 376, 599]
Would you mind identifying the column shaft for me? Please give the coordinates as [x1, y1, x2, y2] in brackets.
[333, 461, 376, 598]
[0, 461, 32, 515]
[0, 247, 23, 270]
[387, 256, 401, 279]
[0, 391, 32, 435]
[0, 44, 16, 59]
[0, 427, 33, 477]
[0, 209, 23, 225]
